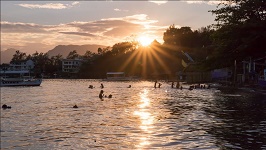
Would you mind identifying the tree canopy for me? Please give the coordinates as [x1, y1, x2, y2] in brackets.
[6, 0, 265, 78]
[208, 0, 266, 68]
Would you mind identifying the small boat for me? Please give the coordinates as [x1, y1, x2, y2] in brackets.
[103, 72, 139, 81]
[0, 70, 42, 87]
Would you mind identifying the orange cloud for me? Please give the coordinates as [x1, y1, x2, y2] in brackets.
[1, 14, 166, 53]
[17, 2, 79, 9]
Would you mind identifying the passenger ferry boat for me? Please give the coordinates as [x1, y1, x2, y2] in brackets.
[0, 70, 42, 87]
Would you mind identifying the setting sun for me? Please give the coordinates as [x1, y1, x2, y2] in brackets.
[137, 36, 153, 46]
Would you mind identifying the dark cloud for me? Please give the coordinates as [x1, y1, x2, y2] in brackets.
[58, 31, 97, 37]
[1, 22, 48, 33]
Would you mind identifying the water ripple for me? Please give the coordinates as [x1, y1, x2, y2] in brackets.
[1, 79, 266, 149]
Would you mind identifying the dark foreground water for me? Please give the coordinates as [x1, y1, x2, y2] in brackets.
[1, 79, 266, 149]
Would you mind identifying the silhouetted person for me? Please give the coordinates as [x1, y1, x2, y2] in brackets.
[128, 85, 131, 88]
[89, 85, 94, 89]
[176, 82, 179, 89]
[73, 105, 78, 108]
[2, 104, 11, 109]
[108, 94, 112, 98]
[189, 86, 193, 90]
[99, 90, 104, 100]
[207, 84, 211, 89]
[171, 82, 174, 88]
[154, 80, 157, 88]
[100, 83, 104, 89]
[158, 83, 162, 88]
[180, 86, 183, 90]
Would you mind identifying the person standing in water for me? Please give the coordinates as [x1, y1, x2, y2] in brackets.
[99, 90, 104, 100]
[158, 83, 162, 88]
[176, 81, 179, 89]
[100, 83, 104, 89]
[154, 80, 157, 88]
[171, 82, 174, 88]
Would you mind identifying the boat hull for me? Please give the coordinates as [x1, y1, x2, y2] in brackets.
[0, 79, 42, 87]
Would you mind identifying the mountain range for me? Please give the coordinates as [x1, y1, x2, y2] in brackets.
[0, 44, 106, 64]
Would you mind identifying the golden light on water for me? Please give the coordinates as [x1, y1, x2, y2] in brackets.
[134, 89, 155, 148]
[139, 89, 150, 108]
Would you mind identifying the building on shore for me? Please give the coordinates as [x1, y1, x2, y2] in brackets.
[62, 58, 84, 73]
[8, 60, 34, 71]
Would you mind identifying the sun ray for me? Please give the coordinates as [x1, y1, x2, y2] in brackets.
[145, 47, 157, 76]
[117, 41, 180, 79]
[118, 50, 139, 71]
[149, 45, 175, 75]
[152, 49, 171, 73]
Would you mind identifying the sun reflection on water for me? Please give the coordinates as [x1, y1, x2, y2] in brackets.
[133, 89, 155, 148]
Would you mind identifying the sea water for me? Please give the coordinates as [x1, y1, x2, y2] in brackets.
[1, 79, 266, 149]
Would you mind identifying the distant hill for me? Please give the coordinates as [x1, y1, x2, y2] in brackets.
[0, 44, 107, 64]
[0, 48, 18, 64]
[47, 44, 107, 58]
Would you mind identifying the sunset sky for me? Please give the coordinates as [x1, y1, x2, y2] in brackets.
[1, 1, 220, 54]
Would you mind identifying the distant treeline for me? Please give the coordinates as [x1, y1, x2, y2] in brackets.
[1, 0, 265, 79]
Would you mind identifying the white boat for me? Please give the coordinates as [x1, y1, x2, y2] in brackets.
[0, 70, 42, 87]
[1, 77, 42, 87]
[104, 72, 139, 81]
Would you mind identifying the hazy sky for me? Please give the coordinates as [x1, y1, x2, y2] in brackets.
[1, 1, 220, 53]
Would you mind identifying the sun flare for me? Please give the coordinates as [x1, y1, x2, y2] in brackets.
[137, 36, 153, 46]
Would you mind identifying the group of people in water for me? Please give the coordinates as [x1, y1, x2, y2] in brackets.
[99, 90, 112, 100]
[74, 81, 211, 108]
[154, 81, 162, 88]
[156, 80, 211, 91]
[89, 83, 132, 101]
[96, 84, 112, 100]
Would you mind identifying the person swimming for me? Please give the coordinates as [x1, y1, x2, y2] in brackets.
[2, 104, 11, 109]
[128, 85, 131, 88]
[99, 90, 104, 100]
[89, 85, 94, 89]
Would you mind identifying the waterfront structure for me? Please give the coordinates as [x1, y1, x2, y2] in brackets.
[104, 72, 139, 81]
[8, 60, 34, 71]
[62, 58, 83, 73]
[235, 56, 266, 85]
